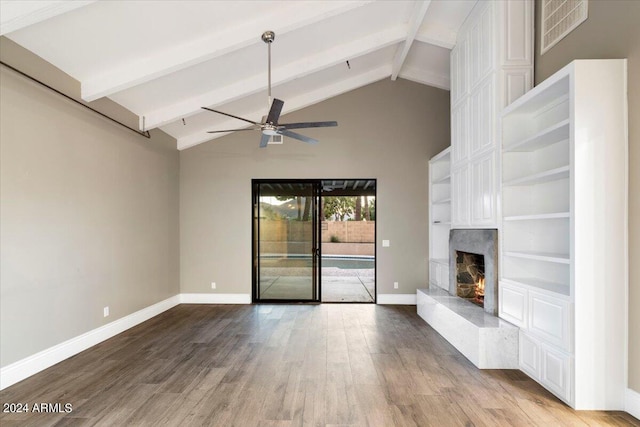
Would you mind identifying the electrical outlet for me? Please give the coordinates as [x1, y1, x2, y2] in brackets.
[394, 282, 399, 289]
[382, 240, 390, 247]
[211, 282, 216, 290]
[103, 306, 109, 317]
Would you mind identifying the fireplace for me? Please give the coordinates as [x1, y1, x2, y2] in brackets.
[449, 229, 498, 315]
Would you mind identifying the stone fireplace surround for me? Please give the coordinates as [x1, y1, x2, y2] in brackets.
[449, 229, 498, 315]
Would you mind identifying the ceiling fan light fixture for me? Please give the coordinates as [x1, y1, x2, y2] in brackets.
[202, 30, 337, 147]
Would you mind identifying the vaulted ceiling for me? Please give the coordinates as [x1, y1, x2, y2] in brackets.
[1, 0, 476, 150]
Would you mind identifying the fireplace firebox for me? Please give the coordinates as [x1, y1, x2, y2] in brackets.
[449, 229, 498, 315]
[455, 251, 485, 308]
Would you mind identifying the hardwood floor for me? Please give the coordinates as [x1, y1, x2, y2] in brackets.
[1, 304, 638, 426]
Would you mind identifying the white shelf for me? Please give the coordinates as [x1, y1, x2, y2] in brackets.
[503, 277, 570, 297]
[503, 165, 569, 187]
[432, 174, 451, 184]
[503, 79, 569, 117]
[429, 146, 452, 272]
[504, 212, 570, 221]
[504, 119, 570, 152]
[504, 250, 570, 264]
[432, 197, 451, 205]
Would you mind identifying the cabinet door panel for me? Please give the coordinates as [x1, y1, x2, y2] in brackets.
[499, 281, 527, 327]
[452, 104, 469, 164]
[519, 331, 540, 378]
[439, 264, 450, 291]
[458, 38, 469, 101]
[429, 260, 439, 286]
[540, 343, 572, 403]
[529, 292, 572, 351]
[470, 153, 496, 226]
[469, 77, 495, 157]
[479, 2, 494, 79]
[452, 167, 470, 226]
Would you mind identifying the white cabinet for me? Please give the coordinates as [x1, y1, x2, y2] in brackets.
[450, 0, 534, 228]
[451, 167, 469, 226]
[429, 147, 451, 292]
[429, 260, 450, 291]
[451, 103, 469, 164]
[528, 291, 571, 352]
[539, 343, 572, 401]
[518, 330, 539, 377]
[500, 60, 628, 409]
[470, 151, 496, 226]
[499, 281, 527, 328]
[519, 330, 573, 404]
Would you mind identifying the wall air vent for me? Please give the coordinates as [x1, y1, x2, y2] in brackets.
[541, 0, 588, 54]
[268, 135, 283, 145]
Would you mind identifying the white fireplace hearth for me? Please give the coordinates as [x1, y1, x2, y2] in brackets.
[417, 287, 518, 369]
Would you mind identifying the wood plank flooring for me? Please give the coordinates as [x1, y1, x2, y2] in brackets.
[1, 304, 638, 426]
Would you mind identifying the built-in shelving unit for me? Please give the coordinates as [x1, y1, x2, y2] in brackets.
[499, 60, 628, 409]
[449, 0, 534, 229]
[429, 147, 451, 291]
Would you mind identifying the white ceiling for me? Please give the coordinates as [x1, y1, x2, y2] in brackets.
[1, 0, 477, 150]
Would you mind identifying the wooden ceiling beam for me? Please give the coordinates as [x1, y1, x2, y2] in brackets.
[1, 0, 96, 36]
[391, 0, 432, 81]
[144, 25, 405, 131]
[80, 1, 372, 102]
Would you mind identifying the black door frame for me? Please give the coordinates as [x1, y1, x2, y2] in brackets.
[319, 179, 377, 304]
[252, 178, 377, 304]
[252, 179, 322, 303]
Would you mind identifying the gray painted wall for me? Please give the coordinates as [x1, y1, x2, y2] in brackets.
[0, 66, 180, 367]
[534, 0, 640, 392]
[180, 79, 450, 297]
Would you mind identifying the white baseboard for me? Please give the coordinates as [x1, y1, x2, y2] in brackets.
[180, 293, 252, 304]
[377, 293, 417, 305]
[0, 295, 180, 391]
[626, 387, 640, 420]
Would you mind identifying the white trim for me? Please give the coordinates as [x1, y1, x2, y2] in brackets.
[390, 0, 432, 80]
[626, 388, 640, 420]
[0, 295, 180, 390]
[377, 294, 416, 305]
[0, 1, 97, 36]
[180, 293, 252, 304]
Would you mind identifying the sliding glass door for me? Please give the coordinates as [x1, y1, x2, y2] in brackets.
[252, 180, 321, 302]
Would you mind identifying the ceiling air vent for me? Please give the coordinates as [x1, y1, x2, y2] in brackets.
[268, 135, 283, 145]
[541, 0, 588, 54]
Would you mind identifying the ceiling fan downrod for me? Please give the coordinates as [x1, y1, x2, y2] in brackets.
[262, 31, 275, 110]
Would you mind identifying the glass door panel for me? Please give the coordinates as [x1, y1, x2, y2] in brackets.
[253, 181, 320, 302]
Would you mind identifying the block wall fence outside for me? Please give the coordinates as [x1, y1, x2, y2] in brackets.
[259, 220, 375, 244]
[322, 221, 375, 243]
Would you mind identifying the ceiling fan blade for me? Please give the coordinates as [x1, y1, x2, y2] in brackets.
[279, 121, 338, 130]
[259, 133, 270, 148]
[207, 128, 256, 134]
[266, 98, 284, 124]
[201, 107, 259, 125]
[277, 129, 318, 144]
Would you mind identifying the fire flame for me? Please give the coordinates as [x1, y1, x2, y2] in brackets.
[475, 277, 485, 298]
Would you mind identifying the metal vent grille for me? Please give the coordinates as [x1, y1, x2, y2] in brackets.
[541, 0, 588, 54]
[268, 134, 283, 145]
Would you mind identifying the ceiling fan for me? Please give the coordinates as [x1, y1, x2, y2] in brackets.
[202, 31, 338, 148]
